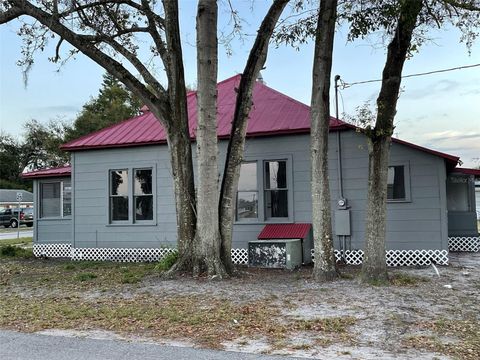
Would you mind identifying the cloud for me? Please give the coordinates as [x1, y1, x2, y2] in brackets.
[27, 105, 80, 114]
[401, 128, 480, 167]
[460, 88, 480, 96]
[402, 79, 460, 100]
[422, 130, 480, 142]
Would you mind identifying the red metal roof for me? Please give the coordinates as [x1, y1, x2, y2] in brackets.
[60, 74, 460, 167]
[453, 167, 480, 176]
[22, 165, 71, 179]
[61, 75, 348, 151]
[258, 223, 312, 239]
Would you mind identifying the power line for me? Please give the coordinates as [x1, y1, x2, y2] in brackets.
[341, 63, 480, 88]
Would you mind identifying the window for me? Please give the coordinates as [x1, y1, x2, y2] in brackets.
[447, 175, 472, 212]
[134, 169, 153, 221]
[264, 160, 288, 218]
[40, 180, 71, 218]
[236, 162, 258, 220]
[387, 165, 410, 202]
[110, 170, 129, 221]
[236, 158, 291, 223]
[109, 168, 154, 224]
[63, 182, 72, 216]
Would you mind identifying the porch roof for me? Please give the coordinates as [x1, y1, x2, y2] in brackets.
[258, 223, 312, 240]
[22, 165, 72, 179]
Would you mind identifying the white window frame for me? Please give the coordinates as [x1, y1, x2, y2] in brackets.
[39, 179, 72, 219]
[236, 161, 259, 222]
[107, 166, 156, 226]
[109, 169, 130, 224]
[387, 161, 411, 203]
[235, 154, 293, 224]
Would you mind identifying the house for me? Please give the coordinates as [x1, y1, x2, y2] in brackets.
[0, 189, 34, 210]
[477, 179, 480, 219]
[22, 75, 480, 264]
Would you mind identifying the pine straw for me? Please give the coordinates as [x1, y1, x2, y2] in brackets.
[404, 318, 480, 360]
[0, 294, 355, 349]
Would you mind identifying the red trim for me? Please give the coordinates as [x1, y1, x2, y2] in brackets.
[22, 166, 71, 179]
[453, 167, 480, 176]
[60, 112, 150, 150]
[62, 140, 168, 151]
[391, 138, 459, 163]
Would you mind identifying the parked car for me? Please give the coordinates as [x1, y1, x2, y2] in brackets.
[0, 208, 34, 228]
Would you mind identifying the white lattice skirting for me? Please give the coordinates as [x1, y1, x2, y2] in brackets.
[311, 249, 449, 266]
[33, 244, 250, 264]
[33, 244, 448, 266]
[448, 236, 480, 252]
[33, 243, 72, 258]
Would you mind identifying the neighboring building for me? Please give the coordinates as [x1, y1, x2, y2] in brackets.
[0, 189, 34, 210]
[446, 168, 480, 236]
[477, 180, 480, 220]
[23, 75, 479, 265]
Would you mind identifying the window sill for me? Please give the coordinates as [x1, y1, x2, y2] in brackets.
[234, 218, 294, 225]
[387, 199, 411, 203]
[106, 222, 157, 227]
[38, 217, 72, 221]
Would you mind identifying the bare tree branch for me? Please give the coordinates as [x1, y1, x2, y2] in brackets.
[8, 0, 171, 123]
[0, 6, 25, 23]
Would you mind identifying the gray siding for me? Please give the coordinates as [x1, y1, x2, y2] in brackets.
[37, 129, 448, 251]
[337, 130, 448, 250]
[72, 147, 176, 248]
[33, 177, 72, 245]
[230, 131, 448, 250]
[36, 219, 72, 244]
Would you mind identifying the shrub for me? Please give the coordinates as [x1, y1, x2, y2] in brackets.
[155, 251, 178, 272]
[0, 245, 33, 258]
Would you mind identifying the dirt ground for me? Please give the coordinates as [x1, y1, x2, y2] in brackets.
[0, 252, 479, 359]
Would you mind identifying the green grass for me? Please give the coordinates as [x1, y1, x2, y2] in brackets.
[0, 237, 33, 247]
[0, 227, 32, 234]
[0, 257, 157, 290]
[74, 272, 98, 282]
[0, 245, 33, 258]
[155, 251, 178, 272]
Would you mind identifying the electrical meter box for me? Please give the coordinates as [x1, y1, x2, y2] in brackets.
[334, 210, 351, 236]
[248, 239, 303, 270]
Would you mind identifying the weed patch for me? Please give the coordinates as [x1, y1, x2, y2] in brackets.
[405, 319, 480, 360]
[0, 294, 356, 349]
[155, 251, 178, 272]
[293, 316, 356, 333]
[390, 273, 429, 287]
[0, 237, 33, 247]
[0, 245, 33, 258]
[74, 273, 97, 282]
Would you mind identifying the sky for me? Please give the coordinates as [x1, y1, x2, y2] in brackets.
[0, 2, 479, 167]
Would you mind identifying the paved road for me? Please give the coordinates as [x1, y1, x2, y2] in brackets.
[0, 230, 33, 241]
[0, 330, 302, 360]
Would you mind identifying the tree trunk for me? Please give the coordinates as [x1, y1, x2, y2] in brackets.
[310, 0, 338, 281]
[219, 0, 289, 274]
[361, 0, 423, 283]
[162, 0, 197, 273]
[194, 0, 227, 277]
